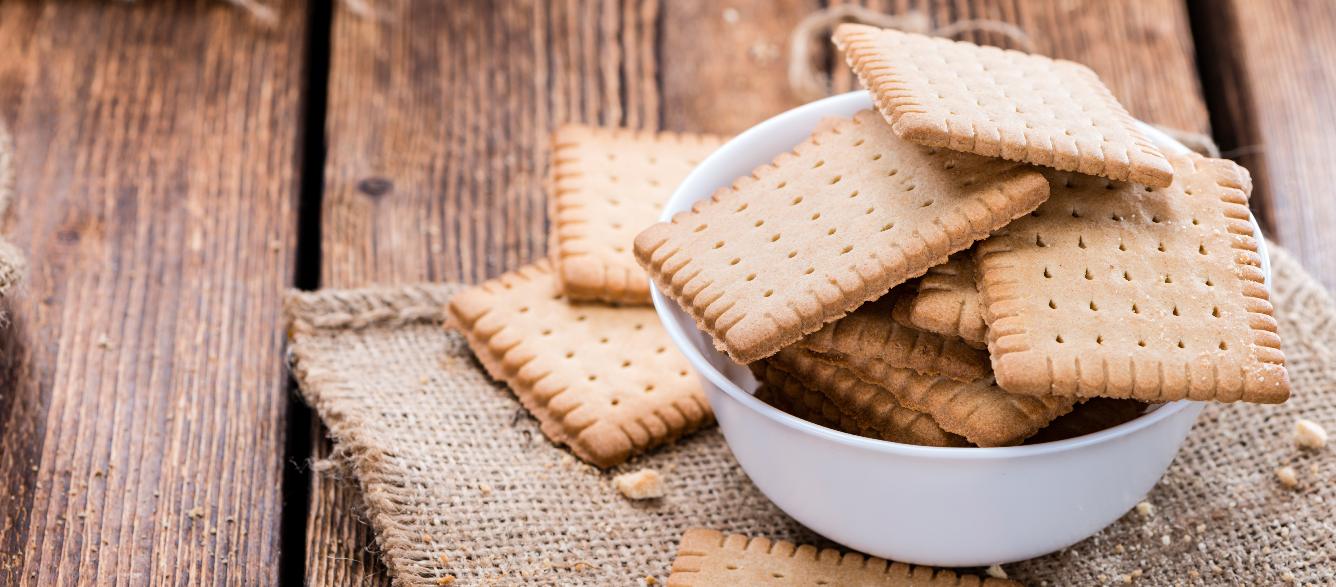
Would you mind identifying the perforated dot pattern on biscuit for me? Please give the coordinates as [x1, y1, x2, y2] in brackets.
[634, 110, 1049, 364]
[445, 261, 713, 467]
[975, 156, 1289, 403]
[835, 24, 1173, 187]
[551, 125, 723, 305]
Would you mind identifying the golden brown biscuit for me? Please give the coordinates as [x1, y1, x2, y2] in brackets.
[668, 528, 1021, 586]
[635, 110, 1049, 363]
[550, 125, 723, 304]
[976, 156, 1289, 403]
[835, 24, 1173, 187]
[446, 261, 712, 467]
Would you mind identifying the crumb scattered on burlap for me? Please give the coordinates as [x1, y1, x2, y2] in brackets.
[1294, 418, 1328, 449]
[614, 469, 665, 500]
[1275, 466, 1299, 489]
[1135, 501, 1155, 517]
[985, 564, 1008, 579]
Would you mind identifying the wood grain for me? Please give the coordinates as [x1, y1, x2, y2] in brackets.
[1193, 0, 1336, 289]
[830, 0, 1208, 132]
[0, 0, 306, 584]
[311, 0, 664, 583]
[310, 0, 1211, 583]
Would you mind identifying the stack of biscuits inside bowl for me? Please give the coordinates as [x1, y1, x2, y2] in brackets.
[448, 23, 1291, 479]
[635, 24, 1291, 449]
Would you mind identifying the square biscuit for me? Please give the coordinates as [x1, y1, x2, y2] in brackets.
[550, 125, 724, 304]
[835, 24, 1173, 188]
[894, 253, 988, 349]
[635, 110, 1049, 364]
[768, 348, 967, 447]
[667, 528, 1020, 587]
[975, 155, 1290, 403]
[800, 294, 989, 382]
[446, 260, 713, 467]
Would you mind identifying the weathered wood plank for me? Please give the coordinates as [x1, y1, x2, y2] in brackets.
[0, 0, 307, 584]
[309, 0, 1211, 583]
[1192, 0, 1336, 288]
[829, 0, 1208, 132]
[311, 0, 663, 583]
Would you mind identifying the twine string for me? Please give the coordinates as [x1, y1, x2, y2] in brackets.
[788, 5, 1035, 102]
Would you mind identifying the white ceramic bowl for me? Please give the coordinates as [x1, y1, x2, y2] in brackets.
[649, 91, 1271, 566]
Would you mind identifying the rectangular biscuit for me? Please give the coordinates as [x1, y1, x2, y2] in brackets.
[767, 348, 968, 447]
[635, 110, 1049, 364]
[780, 347, 1071, 447]
[751, 361, 947, 445]
[835, 24, 1173, 188]
[667, 528, 1020, 587]
[550, 125, 723, 304]
[800, 293, 989, 382]
[445, 260, 713, 467]
[975, 155, 1290, 403]
[893, 253, 988, 349]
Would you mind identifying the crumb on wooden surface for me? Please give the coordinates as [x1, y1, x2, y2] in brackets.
[985, 564, 1007, 579]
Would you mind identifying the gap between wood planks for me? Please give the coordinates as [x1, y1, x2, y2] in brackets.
[1184, 0, 1274, 236]
[280, 0, 334, 584]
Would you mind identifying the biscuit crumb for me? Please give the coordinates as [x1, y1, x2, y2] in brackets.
[438, 554, 449, 564]
[479, 484, 493, 496]
[985, 564, 1007, 579]
[1295, 419, 1328, 449]
[437, 576, 456, 586]
[614, 469, 665, 500]
[1135, 501, 1155, 517]
[1275, 466, 1299, 489]
[573, 561, 592, 572]
[1115, 544, 1125, 554]
[1281, 571, 1297, 583]
[422, 533, 433, 543]
[644, 577, 657, 585]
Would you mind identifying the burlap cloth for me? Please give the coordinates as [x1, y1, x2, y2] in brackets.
[285, 245, 1334, 586]
[0, 122, 27, 297]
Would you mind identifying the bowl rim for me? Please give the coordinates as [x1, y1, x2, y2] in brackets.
[649, 90, 1268, 460]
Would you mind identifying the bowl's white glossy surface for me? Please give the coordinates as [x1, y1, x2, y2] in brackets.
[648, 91, 1270, 566]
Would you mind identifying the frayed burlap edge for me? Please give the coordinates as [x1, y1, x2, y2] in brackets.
[285, 285, 459, 583]
[0, 120, 27, 300]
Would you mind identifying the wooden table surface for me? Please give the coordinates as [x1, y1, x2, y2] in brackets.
[0, 0, 1330, 584]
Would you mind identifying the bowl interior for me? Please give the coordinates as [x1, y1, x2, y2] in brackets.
[649, 91, 1270, 455]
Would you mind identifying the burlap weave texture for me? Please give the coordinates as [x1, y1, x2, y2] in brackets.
[286, 246, 1334, 586]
